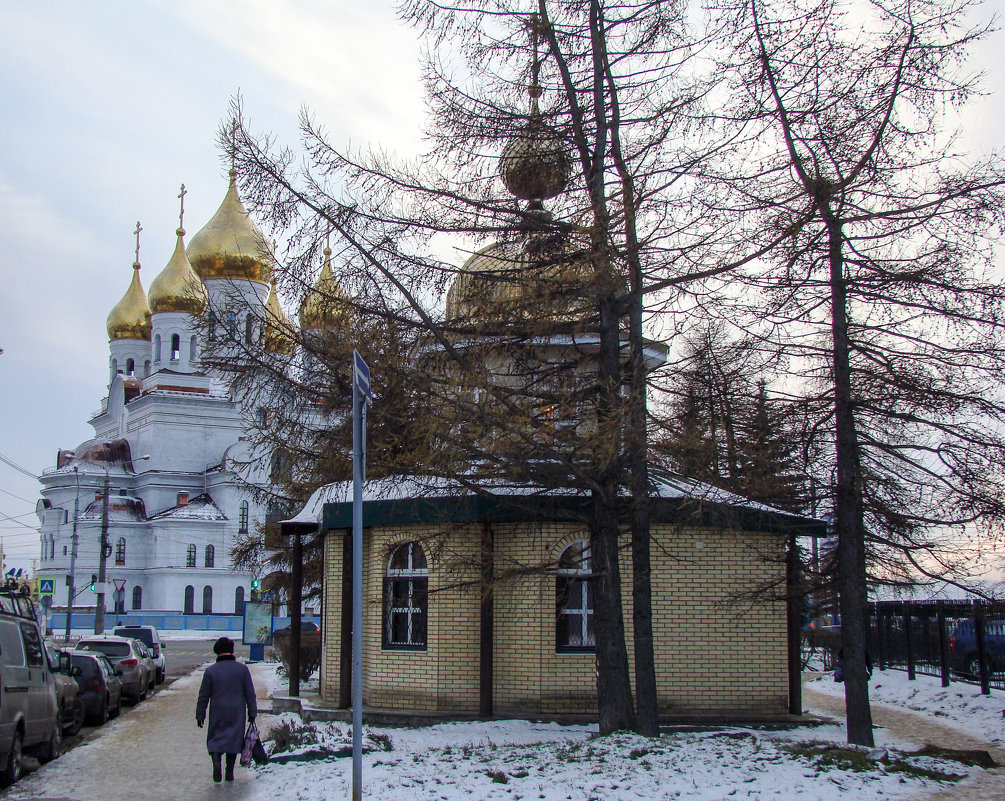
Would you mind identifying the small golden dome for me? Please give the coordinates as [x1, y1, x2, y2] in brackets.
[148, 230, 208, 315]
[106, 263, 152, 341]
[299, 248, 352, 331]
[444, 243, 523, 322]
[187, 171, 273, 284]
[264, 281, 296, 354]
[499, 115, 571, 202]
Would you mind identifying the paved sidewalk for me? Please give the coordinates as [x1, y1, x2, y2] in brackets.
[6, 661, 273, 801]
[804, 683, 1005, 800]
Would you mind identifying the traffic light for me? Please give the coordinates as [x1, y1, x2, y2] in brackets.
[251, 578, 261, 590]
[90, 574, 97, 591]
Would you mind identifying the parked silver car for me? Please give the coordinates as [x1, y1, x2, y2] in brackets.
[112, 625, 166, 684]
[75, 636, 153, 703]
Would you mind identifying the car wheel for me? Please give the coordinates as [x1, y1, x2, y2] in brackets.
[66, 698, 85, 737]
[0, 729, 22, 787]
[37, 723, 61, 764]
[157, 668, 164, 685]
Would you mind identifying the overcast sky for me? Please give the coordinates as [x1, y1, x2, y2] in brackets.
[0, 1, 1002, 575]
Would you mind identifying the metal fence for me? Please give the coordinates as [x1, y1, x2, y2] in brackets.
[865, 600, 1005, 694]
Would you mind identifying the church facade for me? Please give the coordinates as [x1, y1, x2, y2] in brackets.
[35, 174, 296, 619]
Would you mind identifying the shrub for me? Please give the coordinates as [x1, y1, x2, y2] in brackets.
[273, 630, 321, 683]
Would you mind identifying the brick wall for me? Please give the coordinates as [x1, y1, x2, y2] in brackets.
[319, 519, 788, 718]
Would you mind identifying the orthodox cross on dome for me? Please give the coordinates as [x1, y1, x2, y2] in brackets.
[177, 183, 187, 233]
[527, 13, 543, 110]
[133, 221, 142, 268]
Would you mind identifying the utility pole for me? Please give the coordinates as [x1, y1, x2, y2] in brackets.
[65, 466, 80, 643]
[94, 470, 110, 634]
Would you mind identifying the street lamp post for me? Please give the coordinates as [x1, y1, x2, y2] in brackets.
[64, 467, 80, 643]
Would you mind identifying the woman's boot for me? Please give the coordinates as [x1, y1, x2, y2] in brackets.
[225, 753, 237, 781]
[211, 753, 223, 783]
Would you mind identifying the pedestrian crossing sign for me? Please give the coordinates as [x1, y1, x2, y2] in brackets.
[38, 579, 54, 596]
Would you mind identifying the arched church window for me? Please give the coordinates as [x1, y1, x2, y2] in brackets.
[111, 358, 118, 377]
[184, 585, 194, 614]
[186, 544, 196, 568]
[132, 585, 142, 611]
[115, 537, 126, 565]
[239, 501, 249, 534]
[234, 586, 245, 613]
[383, 541, 428, 650]
[144, 360, 151, 377]
[245, 314, 254, 344]
[208, 311, 216, 339]
[126, 358, 135, 375]
[202, 585, 213, 614]
[556, 540, 594, 652]
[171, 333, 181, 361]
[205, 544, 215, 568]
[226, 311, 237, 338]
[190, 335, 198, 362]
[154, 335, 161, 363]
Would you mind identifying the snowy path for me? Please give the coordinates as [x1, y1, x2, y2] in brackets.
[804, 681, 1005, 800]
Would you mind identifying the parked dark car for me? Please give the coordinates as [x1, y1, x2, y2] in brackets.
[69, 652, 122, 725]
[949, 619, 1005, 676]
[275, 621, 320, 633]
[75, 636, 152, 703]
[44, 645, 84, 736]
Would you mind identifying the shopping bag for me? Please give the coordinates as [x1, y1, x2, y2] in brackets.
[241, 722, 260, 767]
[252, 735, 269, 765]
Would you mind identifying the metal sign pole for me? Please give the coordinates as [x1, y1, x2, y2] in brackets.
[351, 350, 371, 801]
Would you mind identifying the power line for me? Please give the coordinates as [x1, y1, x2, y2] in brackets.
[0, 452, 37, 480]
[0, 511, 38, 531]
[0, 486, 35, 504]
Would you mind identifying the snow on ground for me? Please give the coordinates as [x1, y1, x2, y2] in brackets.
[240, 662, 1000, 801]
[807, 668, 1005, 746]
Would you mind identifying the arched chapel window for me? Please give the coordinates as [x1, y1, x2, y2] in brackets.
[234, 586, 245, 613]
[154, 336, 161, 363]
[171, 333, 181, 361]
[184, 585, 195, 614]
[383, 541, 428, 650]
[115, 537, 126, 565]
[132, 586, 142, 611]
[186, 544, 196, 568]
[205, 544, 215, 568]
[245, 314, 254, 344]
[126, 358, 135, 375]
[239, 501, 249, 534]
[556, 540, 595, 652]
[190, 335, 198, 363]
[202, 585, 213, 614]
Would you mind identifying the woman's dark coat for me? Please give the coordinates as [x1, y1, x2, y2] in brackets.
[196, 655, 257, 754]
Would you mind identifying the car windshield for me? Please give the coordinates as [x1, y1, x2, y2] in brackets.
[114, 627, 154, 646]
[78, 641, 131, 657]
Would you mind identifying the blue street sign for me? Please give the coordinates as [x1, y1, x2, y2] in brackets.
[260, 592, 274, 602]
[38, 579, 54, 596]
[353, 350, 372, 401]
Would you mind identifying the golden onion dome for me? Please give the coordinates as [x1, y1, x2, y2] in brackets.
[106, 262, 152, 341]
[148, 229, 208, 315]
[187, 170, 273, 284]
[299, 247, 352, 331]
[264, 281, 296, 354]
[499, 113, 571, 202]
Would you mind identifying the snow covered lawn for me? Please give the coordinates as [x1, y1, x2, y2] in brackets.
[249, 714, 988, 801]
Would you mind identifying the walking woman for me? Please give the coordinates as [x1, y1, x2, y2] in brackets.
[196, 637, 257, 782]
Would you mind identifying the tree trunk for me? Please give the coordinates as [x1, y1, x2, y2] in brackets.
[591, 291, 636, 735]
[824, 204, 874, 747]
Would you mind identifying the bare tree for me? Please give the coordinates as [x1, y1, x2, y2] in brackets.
[702, 0, 1005, 745]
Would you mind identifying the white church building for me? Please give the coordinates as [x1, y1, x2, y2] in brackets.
[35, 171, 301, 620]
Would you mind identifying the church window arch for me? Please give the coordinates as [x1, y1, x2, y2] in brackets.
[226, 311, 237, 338]
[144, 360, 151, 377]
[184, 585, 194, 614]
[556, 540, 594, 652]
[111, 358, 118, 377]
[170, 333, 181, 361]
[186, 544, 196, 568]
[132, 586, 142, 611]
[383, 541, 428, 650]
[208, 311, 217, 339]
[202, 585, 213, 613]
[245, 314, 254, 344]
[190, 335, 198, 363]
[234, 586, 245, 613]
[205, 544, 215, 568]
[115, 537, 126, 565]
[126, 358, 135, 375]
[154, 335, 161, 363]
[238, 501, 249, 534]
